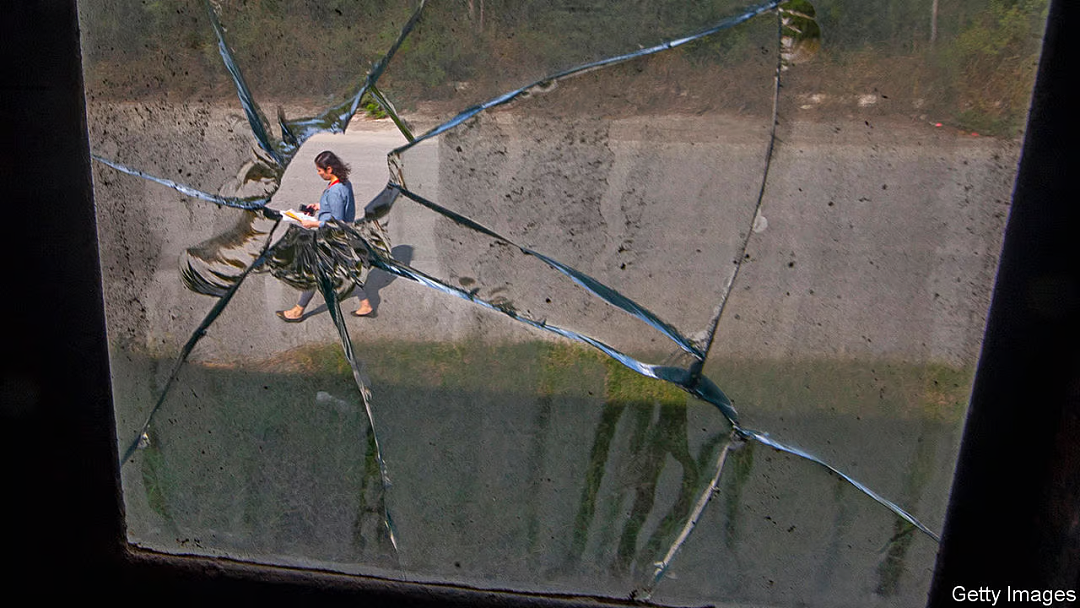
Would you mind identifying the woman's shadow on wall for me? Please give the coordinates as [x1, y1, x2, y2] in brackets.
[307, 244, 413, 319]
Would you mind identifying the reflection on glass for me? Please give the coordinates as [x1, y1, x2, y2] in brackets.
[80, 0, 1047, 605]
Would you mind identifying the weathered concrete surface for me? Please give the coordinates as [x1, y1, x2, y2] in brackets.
[433, 113, 1015, 365]
[112, 344, 956, 607]
[88, 103, 1008, 608]
[719, 120, 1016, 365]
[88, 103, 1017, 366]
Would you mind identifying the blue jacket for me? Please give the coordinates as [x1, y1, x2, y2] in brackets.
[317, 180, 355, 224]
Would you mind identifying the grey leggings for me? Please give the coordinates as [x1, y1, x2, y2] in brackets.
[297, 284, 367, 308]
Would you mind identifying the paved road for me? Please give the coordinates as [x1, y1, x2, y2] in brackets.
[269, 122, 410, 214]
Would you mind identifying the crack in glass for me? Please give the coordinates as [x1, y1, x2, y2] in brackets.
[82, 0, 1036, 603]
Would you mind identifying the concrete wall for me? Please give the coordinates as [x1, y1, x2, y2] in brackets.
[90, 103, 1015, 607]
[88, 103, 1017, 366]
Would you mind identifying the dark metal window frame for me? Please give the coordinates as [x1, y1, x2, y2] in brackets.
[2, 0, 1074, 604]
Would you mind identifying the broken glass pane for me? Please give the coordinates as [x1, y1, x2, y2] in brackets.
[80, 0, 1047, 605]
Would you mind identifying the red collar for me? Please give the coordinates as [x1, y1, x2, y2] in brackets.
[326, 178, 340, 189]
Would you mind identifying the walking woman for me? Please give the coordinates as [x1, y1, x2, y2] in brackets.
[276, 150, 374, 321]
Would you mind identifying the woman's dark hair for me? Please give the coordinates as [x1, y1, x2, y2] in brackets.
[314, 150, 350, 181]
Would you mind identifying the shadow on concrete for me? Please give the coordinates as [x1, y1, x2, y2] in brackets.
[306, 244, 414, 319]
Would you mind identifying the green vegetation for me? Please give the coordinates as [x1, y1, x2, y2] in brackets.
[253, 339, 973, 422]
[708, 357, 973, 424]
[119, 339, 967, 578]
[81, 0, 1047, 136]
[945, 0, 1049, 133]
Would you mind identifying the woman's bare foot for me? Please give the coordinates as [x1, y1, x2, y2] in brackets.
[280, 305, 305, 320]
[353, 299, 373, 317]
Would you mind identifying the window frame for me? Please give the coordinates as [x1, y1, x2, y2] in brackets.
[2, 0, 1074, 604]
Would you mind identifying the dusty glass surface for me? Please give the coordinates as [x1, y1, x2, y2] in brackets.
[80, 0, 1047, 605]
